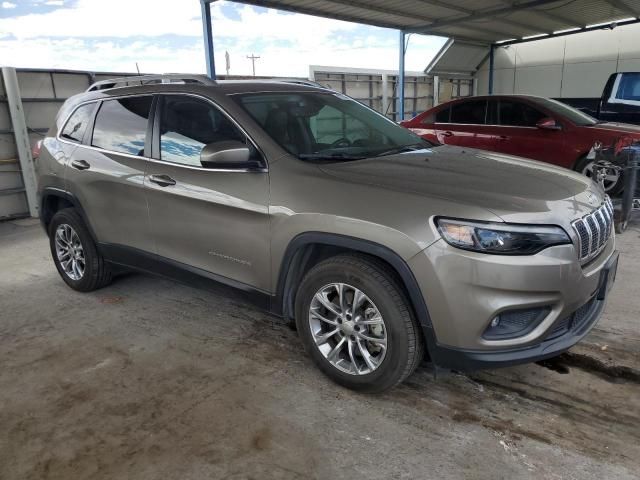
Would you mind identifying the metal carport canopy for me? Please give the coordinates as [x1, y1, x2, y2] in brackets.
[200, 0, 640, 113]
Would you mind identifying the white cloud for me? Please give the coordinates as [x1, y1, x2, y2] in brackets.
[0, 0, 446, 76]
[44, 1, 65, 5]
[2, 1, 17, 8]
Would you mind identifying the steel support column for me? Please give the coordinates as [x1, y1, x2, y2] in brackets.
[488, 44, 495, 95]
[200, 0, 217, 79]
[398, 30, 406, 121]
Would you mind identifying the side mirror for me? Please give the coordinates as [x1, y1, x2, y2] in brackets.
[536, 117, 561, 131]
[200, 140, 250, 168]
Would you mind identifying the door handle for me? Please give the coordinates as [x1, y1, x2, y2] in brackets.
[498, 135, 509, 141]
[149, 174, 176, 187]
[71, 159, 90, 170]
[441, 131, 453, 137]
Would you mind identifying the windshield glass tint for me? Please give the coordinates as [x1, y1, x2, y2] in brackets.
[234, 92, 430, 160]
[533, 97, 598, 126]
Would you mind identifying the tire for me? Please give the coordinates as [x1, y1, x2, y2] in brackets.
[294, 254, 424, 393]
[49, 208, 112, 292]
[574, 155, 624, 197]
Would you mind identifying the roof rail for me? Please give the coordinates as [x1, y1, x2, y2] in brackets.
[87, 74, 216, 92]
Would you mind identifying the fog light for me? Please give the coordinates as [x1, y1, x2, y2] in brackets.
[483, 307, 550, 340]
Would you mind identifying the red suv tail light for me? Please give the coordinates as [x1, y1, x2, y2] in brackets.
[32, 139, 43, 160]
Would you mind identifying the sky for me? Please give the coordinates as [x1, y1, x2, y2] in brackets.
[0, 0, 447, 77]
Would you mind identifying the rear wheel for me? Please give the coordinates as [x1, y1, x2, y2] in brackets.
[295, 254, 424, 393]
[49, 208, 112, 292]
[575, 156, 623, 196]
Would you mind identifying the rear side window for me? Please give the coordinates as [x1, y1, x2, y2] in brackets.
[498, 100, 546, 127]
[92, 96, 152, 156]
[434, 106, 450, 123]
[159, 95, 248, 167]
[60, 103, 94, 143]
[616, 73, 640, 101]
[450, 100, 487, 124]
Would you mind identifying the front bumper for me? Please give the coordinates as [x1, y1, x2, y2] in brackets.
[408, 236, 618, 371]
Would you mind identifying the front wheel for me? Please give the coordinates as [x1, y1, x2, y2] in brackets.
[295, 254, 424, 393]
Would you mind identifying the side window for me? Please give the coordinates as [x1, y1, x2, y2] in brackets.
[159, 96, 248, 167]
[92, 96, 152, 155]
[450, 100, 487, 124]
[60, 103, 94, 143]
[616, 73, 640, 101]
[434, 106, 450, 123]
[498, 100, 546, 127]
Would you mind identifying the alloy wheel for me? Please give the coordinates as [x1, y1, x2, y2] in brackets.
[582, 161, 621, 192]
[309, 283, 387, 375]
[54, 224, 85, 281]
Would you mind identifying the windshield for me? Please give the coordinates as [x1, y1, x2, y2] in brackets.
[233, 91, 433, 161]
[533, 97, 598, 126]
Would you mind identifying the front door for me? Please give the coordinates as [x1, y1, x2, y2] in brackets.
[490, 98, 566, 165]
[144, 94, 271, 292]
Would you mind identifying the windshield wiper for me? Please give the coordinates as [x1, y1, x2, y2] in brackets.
[298, 152, 367, 161]
[372, 143, 429, 157]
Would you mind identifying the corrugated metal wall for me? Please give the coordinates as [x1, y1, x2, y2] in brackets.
[0, 68, 135, 220]
[0, 72, 28, 220]
[311, 69, 433, 121]
[476, 22, 640, 100]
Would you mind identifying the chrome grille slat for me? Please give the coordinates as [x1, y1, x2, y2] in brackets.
[596, 210, 607, 248]
[571, 197, 613, 263]
[586, 215, 599, 252]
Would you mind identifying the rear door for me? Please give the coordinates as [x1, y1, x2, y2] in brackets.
[433, 99, 495, 150]
[63, 95, 153, 252]
[490, 98, 566, 164]
[144, 94, 271, 292]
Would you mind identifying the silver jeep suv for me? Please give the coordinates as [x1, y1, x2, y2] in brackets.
[36, 74, 619, 392]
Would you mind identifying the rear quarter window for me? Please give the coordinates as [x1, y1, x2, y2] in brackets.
[60, 103, 95, 143]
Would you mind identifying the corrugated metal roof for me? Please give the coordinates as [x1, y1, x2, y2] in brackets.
[233, 0, 640, 45]
[425, 39, 489, 77]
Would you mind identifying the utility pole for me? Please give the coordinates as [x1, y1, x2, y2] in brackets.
[246, 53, 260, 77]
[225, 51, 230, 77]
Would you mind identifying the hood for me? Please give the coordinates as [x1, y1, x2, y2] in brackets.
[319, 145, 604, 226]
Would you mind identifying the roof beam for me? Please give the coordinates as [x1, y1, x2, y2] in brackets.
[407, 0, 567, 33]
[227, 0, 402, 29]
[601, 0, 640, 17]
[320, 0, 435, 23]
[531, 8, 584, 28]
[417, 0, 552, 34]
[428, 22, 535, 40]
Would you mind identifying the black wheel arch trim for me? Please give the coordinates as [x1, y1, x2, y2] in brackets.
[274, 232, 439, 353]
[40, 187, 98, 242]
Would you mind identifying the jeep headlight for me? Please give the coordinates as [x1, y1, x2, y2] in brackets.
[436, 218, 571, 255]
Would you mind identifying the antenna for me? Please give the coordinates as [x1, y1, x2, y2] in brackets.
[135, 63, 142, 85]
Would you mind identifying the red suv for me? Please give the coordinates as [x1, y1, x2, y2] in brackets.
[400, 95, 640, 194]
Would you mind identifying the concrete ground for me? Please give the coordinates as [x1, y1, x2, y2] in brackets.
[1, 216, 639, 480]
